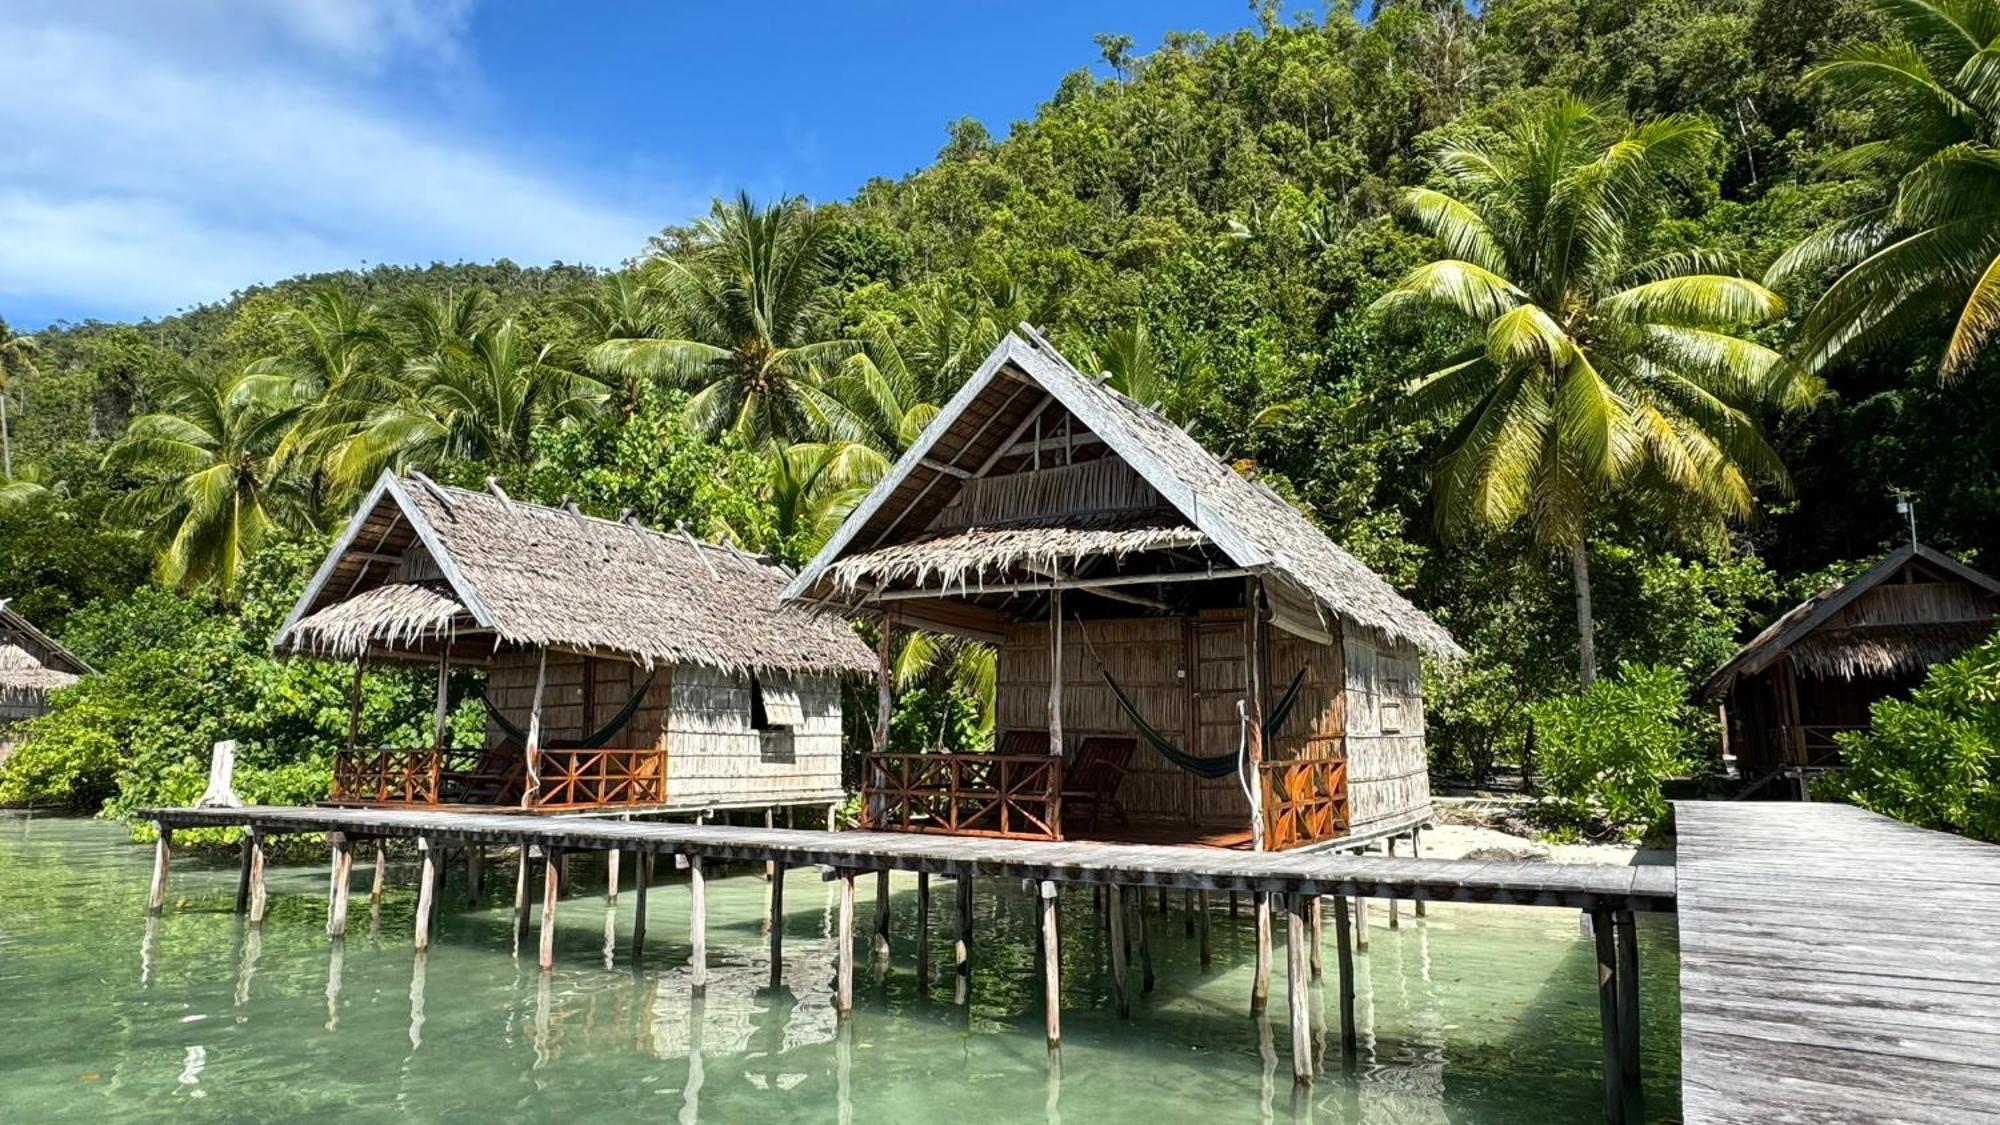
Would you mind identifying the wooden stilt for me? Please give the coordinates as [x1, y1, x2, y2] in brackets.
[467, 846, 485, 906]
[632, 851, 652, 962]
[1354, 894, 1370, 952]
[1107, 884, 1130, 1018]
[1592, 907, 1624, 1124]
[1198, 889, 1212, 967]
[915, 871, 931, 990]
[234, 834, 254, 914]
[767, 861, 786, 989]
[954, 874, 973, 1002]
[248, 830, 268, 926]
[537, 847, 560, 970]
[1040, 881, 1061, 1051]
[1252, 891, 1272, 1014]
[1137, 889, 1155, 994]
[415, 837, 439, 952]
[368, 843, 385, 932]
[327, 834, 353, 938]
[1183, 888, 1194, 937]
[1332, 893, 1356, 1057]
[761, 808, 776, 936]
[1230, 890, 1240, 917]
[147, 824, 172, 916]
[1386, 838, 1400, 929]
[604, 848, 620, 904]
[835, 871, 855, 1018]
[689, 855, 708, 993]
[1287, 894, 1313, 1086]
[873, 869, 891, 960]
[1310, 897, 1324, 980]
[512, 846, 532, 950]
[1614, 910, 1642, 1090]
[1411, 830, 1427, 918]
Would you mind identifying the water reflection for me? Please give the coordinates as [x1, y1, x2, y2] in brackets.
[679, 991, 705, 1125]
[408, 951, 427, 1050]
[324, 939, 344, 1032]
[234, 924, 261, 1007]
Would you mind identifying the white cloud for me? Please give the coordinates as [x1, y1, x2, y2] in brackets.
[0, 2, 672, 324]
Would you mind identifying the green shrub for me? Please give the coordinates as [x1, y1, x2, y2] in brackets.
[1823, 634, 2000, 841]
[1529, 663, 1701, 837]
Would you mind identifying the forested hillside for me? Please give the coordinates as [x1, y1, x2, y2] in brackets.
[5, 0, 1998, 834]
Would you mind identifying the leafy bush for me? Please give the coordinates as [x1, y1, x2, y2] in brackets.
[1529, 663, 1701, 836]
[1823, 635, 2000, 842]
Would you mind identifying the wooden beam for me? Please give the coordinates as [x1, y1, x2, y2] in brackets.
[973, 393, 1058, 476]
[919, 457, 973, 479]
[1252, 891, 1271, 1014]
[866, 567, 1253, 603]
[512, 846, 531, 952]
[1309, 897, 1324, 980]
[767, 861, 786, 990]
[416, 836, 439, 952]
[689, 855, 708, 992]
[1137, 886, 1154, 993]
[1040, 880, 1061, 1051]
[1287, 894, 1313, 1086]
[537, 846, 560, 970]
[604, 848, 620, 904]
[836, 871, 855, 1018]
[147, 824, 172, 916]
[234, 834, 254, 914]
[873, 869, 892, 961]
[248, 830, 269, 926]
[1198, 889, 1212, 967]
[1001, 432, 1104, 460]
[326, 834, 353, 938]
[1048, 586, 1065, 762]
[954, 874, 974, 1004]
[1246, 575, 1267, 850]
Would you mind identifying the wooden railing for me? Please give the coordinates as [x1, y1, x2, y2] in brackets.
[1259, 754, 1349, 851]
[330, 746, 666, 810]
[861, 752, 1064, 840]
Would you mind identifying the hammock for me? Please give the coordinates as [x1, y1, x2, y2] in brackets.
[482, 672, 657, 751]
[1104, 666, 1307, 780]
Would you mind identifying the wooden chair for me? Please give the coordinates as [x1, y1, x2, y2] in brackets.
[1061, 736, 1135, 833]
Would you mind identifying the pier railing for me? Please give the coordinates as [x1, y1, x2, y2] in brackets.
[532, 747, 667, 808]
[1258, 753, 1348, 851]
[860, 751, 1064, 840]
[329, 746, 666, 810]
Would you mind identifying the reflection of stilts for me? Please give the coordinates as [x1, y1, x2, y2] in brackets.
[603, 897, 618, 971]
[834, 1017, 855, 1125]
[1256, 1008, 1277, 1125]
[368, 843, 385, 940]
[1251, 892, 1272, 1015]
[324, 939, 345, 1032]
[1044, 1040, 1062, 1125]
[835, 871, 855, 1018]
[533, 970, 553, 1068]
[140, 913, 160, 987]
[235, 924, 261, 1006]
[1285, 894, 1312, 1086]
[327, 833, 353, 938]
[408, 951, 427, 1050]
[680, 991, 706, 1125]
[1331, 895, 1356, 1062]
[914, 872, 930, 993]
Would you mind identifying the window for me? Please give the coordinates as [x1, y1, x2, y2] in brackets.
[1380, 678, 1405, 733]
[750, 672, 803, 731]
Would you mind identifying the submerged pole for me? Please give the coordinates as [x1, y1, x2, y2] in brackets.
[768, 860, 786, 989]
[1592, 907, 1624, 1124]
[1198, 889, 1212, 968]
[605, 848, 620, 905]
[1386, 838, 1400, 929]
[512, 845, 532, 950]
[326, 833, 353, 938]
[1614, 910, 1642, 1090]
[537, 846, 561, 971]
[1286, 894, 1313, 1086]
[147, 824, 172, 916]
[1332, 893, 1356, 1057]
[1410, 829, 1427, 918]
[1040, 880, 1061, 1051]
[1137, 888, 1155, 994]
[1309, 896, 1324, 980]
[633, 850, 652, 962]
[1107, 884, 1129, 1018]
[234, 834, 254, 915]
[1354, 893, 1370, 953]
[415, 836, 439, 952]
[1251, 891, 1272, 1015]
[873, 869, 892, 962]
[836, 871, 856, 1018]
[247, 829, 269, 926]
[689, 855, 708, 993]
[954, 874, 973, 1003]
[915, 871, 931, 990]
[368, 843, 386, 933]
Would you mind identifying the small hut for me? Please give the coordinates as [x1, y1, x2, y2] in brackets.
[0, 600, 90, 755]
[1701, 542, 1999, 788]
[276, 473, 873, 815]
[785, 330, 1462, 851]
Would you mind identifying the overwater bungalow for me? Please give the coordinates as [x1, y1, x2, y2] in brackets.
[0, 599, 90, 756]
[275, 472, 873, 815]
[785, 329, 1462, 851]
[1701, 540, 1999, 792]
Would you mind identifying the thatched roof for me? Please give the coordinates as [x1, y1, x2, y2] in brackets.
[1701, 543, 2000, 699]
[825, 520, 1210, 597]
[786, 330, 1463, 659]
[277, 475, 873, 675]
[0, 603, 90, 710]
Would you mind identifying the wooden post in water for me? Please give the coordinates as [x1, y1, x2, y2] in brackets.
[467, 847, 485, 906]
[1251, 891, 1272, 1014]
[873, 869, 892, 962]
[1040, 881, 1061, 1051]
[835, 871, 856, 1018]
[688, 855, 708, 993]
[1309, 897, 1324, 979]
[915, 872, 931, 990]
[604, 848, 619, 904]
[1197, 889, 1212, 967]
[1592, 907, 1624, 1124]
[1354, 893, 1370, 952]
[537, 846, 561, 970]
[1137, 888, 1155, 994]
[248, 830, 269, 926]
[1286, 894, 1313, 1086]
[147, 824, 172, 916]
[1107, 884, 1130, 1017]
[1183, 889, 1195, 937]
[954, 874, 973, 1002]
[1410, 829, 1427, 918]
[368, 843, 386, 931]
[1332, 893, 1356, 1057]
[234, 834, 254, 914]
[415, 836, 439, 953]
[1386, 838, 1400, 929]
[512, 846, 532, 950]
[1614, 910, 1641, 1090]
[326, 833, 353, 938]
[632, 850, 652, 962]
[767, 861, 786, 989]
[761, 808, 776, 936]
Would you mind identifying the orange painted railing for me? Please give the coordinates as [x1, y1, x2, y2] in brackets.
[330, 746, 666, 810]
[532, 747, 667, 808]
[331, 748, 441, 804]
[1259, 754, 1349, 851]
[861, 752, 1064, 840]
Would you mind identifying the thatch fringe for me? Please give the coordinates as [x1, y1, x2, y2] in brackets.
[285, 583, 466, 661]
[825, 524, 1209, 598]
[1792, 623, 1997, 681]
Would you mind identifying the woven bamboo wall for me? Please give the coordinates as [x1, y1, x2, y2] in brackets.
[1342, 626, 1431, 834]
[483, 650, 669, 751]
[664, 665, 845, 807]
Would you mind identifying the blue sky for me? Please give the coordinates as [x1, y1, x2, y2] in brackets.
[1, 1, 1257, 330]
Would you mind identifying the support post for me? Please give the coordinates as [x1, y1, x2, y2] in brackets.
[873, 621, 894, 755]
[689, 855, 708, 993]
[415, 836, 439, 953]
[915, 871, 931, 989]
[467, 847, 485, 905]
[1333, 893, 1356, 1057]
[605, 848, 620, 904]
[1245, 575, 1267, 851]
[1183, 888, 1195, 937]
[1355, 893, 1370, 953]
[147, 824, 172, 916]
[767, 861, 786, 989]
[538, 847, 562, 971]
[1592, 907, 1624, 1124]
[1614, 910, 1642, 1090]
[1198, 889, 1212, 967]
[512, 846, 532, 949]
[954, 874, 973, 1002]
[836, 871, 856, 1018]
[1411, 829, 1427, 918]
[633, 851, 653, 962]
[1040, 881, 1061, 1051]
[873, 869, 891, 961]
[248, 830, 269, 926]
[522, 648, 547, 808]
[1251, 891, 1272, 1014]
[1286, 894, 1313, 1086]
[1310, 897, 1324, 980]
[1107, 884, 1129, 1018]
[1137, 888, 1155, 994]
[234, 835, 254, 915]
[368, 843, 385, 931]
[1386, 838, 1401, 929]
[326, 834, 353, 938]
[1048, 586, 1065, 759]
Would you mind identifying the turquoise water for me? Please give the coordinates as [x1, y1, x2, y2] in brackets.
[0, 814, 1679, 1122]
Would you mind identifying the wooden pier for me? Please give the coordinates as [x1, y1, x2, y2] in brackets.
[1676, 801, 2000, 1124]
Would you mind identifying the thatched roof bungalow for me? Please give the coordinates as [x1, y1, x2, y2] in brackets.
[786, 330, 1460, 851]
[277, 473, 872, 815]
[0, 601, 90, 745]
[1701, 542, 1999, 789]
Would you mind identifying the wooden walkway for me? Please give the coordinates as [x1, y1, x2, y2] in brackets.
[1676, 801, 2000, 1124]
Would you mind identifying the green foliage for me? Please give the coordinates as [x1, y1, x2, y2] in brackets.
[1529, 663, 1703, 835]
[1823, 635, 2000, 841]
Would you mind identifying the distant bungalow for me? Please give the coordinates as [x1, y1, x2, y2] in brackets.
[0, 600, 91, 759]
[1702, 541, 1999, 794]
[275, 473, 873, 816]
[785, 330, 1461, 851]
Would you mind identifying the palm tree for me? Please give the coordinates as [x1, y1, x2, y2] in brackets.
[588, 193, 862, 446]
[259, 287, 396, 505]
[757, 440, 887, 561]
[0, 322, 41, 478]
[1374, 98, 1813, 685]
[101, 366, 310, 598]
[1770, 0, 2000, 379]
[327, 319, 606, 491]
[832, 328, 943, 455]
[0, 463, 61, 511]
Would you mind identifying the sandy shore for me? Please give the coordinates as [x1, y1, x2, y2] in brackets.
[1417, 797, 1672, 867]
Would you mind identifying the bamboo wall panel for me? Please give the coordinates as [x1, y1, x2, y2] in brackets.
[664, 665, 845, 807]
[930, 456, 1166, 531]
[1343, 627, 1431, 834]
[1191, 618, 1251, 827]
[483, 650, 669, 752]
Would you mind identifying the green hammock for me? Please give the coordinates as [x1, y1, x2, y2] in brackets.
[482, 672, 657, 751]
[1104, 667, 1308, 780]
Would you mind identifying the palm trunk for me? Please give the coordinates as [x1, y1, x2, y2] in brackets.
[1570, 540, 1597, 689]
[1, 389, 11, 479]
